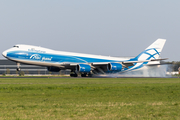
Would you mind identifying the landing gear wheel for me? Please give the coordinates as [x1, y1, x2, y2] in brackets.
[88, 74, 93, 77]
[70, 74, 78, 77]
[17, 68, 21, 71]
[81, 73, 87, 77]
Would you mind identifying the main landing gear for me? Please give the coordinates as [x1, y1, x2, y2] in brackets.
[70, 71, 93, 77]
[70, 70, 78, 77]
[70, 73, 78, 77]
[81, 73, 93, 77]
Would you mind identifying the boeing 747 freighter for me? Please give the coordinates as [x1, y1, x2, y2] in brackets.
[2, 39, 167, 77]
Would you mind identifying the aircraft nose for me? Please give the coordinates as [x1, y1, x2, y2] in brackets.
[2, 51, 7, 57]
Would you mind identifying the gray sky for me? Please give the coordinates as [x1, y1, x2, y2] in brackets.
[0, 1, 179, 61]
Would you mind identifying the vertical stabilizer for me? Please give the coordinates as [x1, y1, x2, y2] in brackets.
[134, 39, 166, 64]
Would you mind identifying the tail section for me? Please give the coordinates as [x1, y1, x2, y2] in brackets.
[124, 39, 166, 71]
[134, 39, 166, 64]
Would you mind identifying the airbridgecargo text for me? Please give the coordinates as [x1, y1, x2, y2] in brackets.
[28, 49, 46, 53]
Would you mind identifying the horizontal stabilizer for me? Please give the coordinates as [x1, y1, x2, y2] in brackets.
[123, 58, 168, 64]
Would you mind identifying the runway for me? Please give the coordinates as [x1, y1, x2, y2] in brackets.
[0, 76, 178, 78]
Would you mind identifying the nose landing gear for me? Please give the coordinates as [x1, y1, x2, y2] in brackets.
[16, 63, 21, 71]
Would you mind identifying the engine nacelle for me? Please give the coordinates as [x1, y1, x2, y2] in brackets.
[107, 63, 123, 71]
[76, 64, 91, 73]
[47, 66, 61, 72]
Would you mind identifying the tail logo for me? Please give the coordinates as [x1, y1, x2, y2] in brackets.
[136, 48, 160, 60]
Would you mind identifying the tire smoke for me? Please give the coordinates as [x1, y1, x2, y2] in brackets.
[97, 64, 172, 78]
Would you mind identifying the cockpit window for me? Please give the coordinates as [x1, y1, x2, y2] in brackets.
[13, 46, 19, 48]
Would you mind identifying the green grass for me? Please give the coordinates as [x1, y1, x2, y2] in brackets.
[0, 78, 180, 119]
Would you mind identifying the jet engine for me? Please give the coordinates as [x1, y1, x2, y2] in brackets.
[107, 63, 123, 71]
[76, 64, 91, 73]
[47, 66, 61, 72]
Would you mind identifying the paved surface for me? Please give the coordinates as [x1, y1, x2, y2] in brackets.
[0, 76, 178, 78]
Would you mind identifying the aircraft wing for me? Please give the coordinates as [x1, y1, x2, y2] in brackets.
[59, 58, 168, 68]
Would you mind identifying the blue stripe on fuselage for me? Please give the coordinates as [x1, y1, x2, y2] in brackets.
[6, 51, 120, 64]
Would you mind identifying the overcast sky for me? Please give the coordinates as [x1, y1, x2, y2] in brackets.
[0, 1, 179, 61]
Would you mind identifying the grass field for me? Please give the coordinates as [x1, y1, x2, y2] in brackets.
[0, 77, 180, 119]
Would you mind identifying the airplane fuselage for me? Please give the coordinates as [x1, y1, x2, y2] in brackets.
[3, 44, 129, 67]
